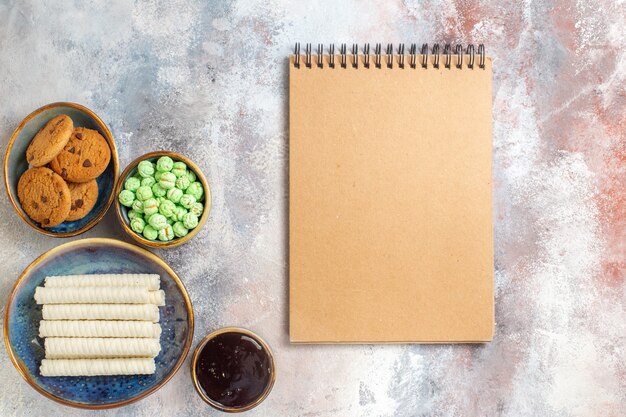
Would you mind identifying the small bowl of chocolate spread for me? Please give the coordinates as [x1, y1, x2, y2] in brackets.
[191, 327, 276, 412]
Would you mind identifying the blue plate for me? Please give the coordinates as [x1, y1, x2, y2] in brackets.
[4, 238, 194, 409]
[3, 102, 119, 237]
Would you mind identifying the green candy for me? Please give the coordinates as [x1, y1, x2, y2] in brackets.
[186, 182, 204, 201]
[158, 172, 176, 190]
[189, 202, 204, 217]
[130, 217, 146, 234]
[152, 184, 167, 198]
[148, 213, 168, 230]
[131, 199, 144, 213]
[127, 209, 142, 220]
[171, 162, 187, 177]
[173, 221, 189, 237]
[143, 198, 159, 216]
[166, 217, 174, 225]
[156, 156, 174, 172]
[158, 224, 175, 241]
[141, 176, 156, 188]
[182, 212, 199, 229]
[124, 177, 141, 192]
[159, 199, 176, 217]
[142, 224, 158, 240]
[179, 194, 196, 209]
[135, 186, 153, 201]
[166, 188, 183, 203]
[186, 170, 196, 183]
[137, 160, 155, 178]
[154, 171, 164, 181]
[173, 206, 188, 221]
[119, 190, 135, 207]
[158, 197, 168, 206]
[175, 176, 190, 190]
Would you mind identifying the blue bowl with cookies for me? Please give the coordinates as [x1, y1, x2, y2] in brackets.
[4, 102, 119, 237]
[114, 151, 211, 248]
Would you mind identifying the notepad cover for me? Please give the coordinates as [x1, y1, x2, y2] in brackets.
[289, 55, 494, 343]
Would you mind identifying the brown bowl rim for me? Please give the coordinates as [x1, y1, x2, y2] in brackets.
[3, 102, 120, 237]
[114, 151, 211, 248]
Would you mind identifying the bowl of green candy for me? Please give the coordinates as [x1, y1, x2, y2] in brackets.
[115, 151, 211, 248]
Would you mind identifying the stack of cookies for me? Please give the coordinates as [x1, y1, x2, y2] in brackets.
[17, 115, 111, 228]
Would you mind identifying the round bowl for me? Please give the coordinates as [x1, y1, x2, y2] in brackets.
[4, 238, 194, 409]
[191, 327, 276, 413]
[4, 102, 119, 237]
[115, 151, 211, 248]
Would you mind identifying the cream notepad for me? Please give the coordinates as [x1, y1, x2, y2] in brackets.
[289, 43, 494, 343]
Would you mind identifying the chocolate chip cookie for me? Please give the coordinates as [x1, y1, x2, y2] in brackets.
[26, 115, 73, 167]
[66, 179, 99, 221]
[50, 127, 111, 183]
[17, 167, 71, 228]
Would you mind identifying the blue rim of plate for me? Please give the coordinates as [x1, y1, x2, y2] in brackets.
[3, 238, 194, 409]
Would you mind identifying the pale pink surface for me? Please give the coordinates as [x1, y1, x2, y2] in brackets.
[0, 1, 624, 416]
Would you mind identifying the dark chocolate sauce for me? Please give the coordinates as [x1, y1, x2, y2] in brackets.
[195, 331, 272, 409]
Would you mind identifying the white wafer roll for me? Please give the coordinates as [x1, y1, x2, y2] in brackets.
[147, 290, 165, 305]
[34, 287, 165, 306]
[39, 320, 161, 338]
[44, 274, 160, 290]
[40, 358, 156, 376]
[42, 304, 160, 322]
[45, 338, 161, 359]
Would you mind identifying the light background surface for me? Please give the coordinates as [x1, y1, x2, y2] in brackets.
[0, 0, 624, 416]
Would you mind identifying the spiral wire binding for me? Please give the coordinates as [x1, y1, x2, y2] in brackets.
[293, 43, 485, 70]
[294, 43, 300, 68]
[317, 43, 324, 68]
[410, 44, 417, 68]
[305, 43, 312, 68]
[478, 44, 485, 68]
[375, 43, 382, 68]
[397, 44, 405, 68]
